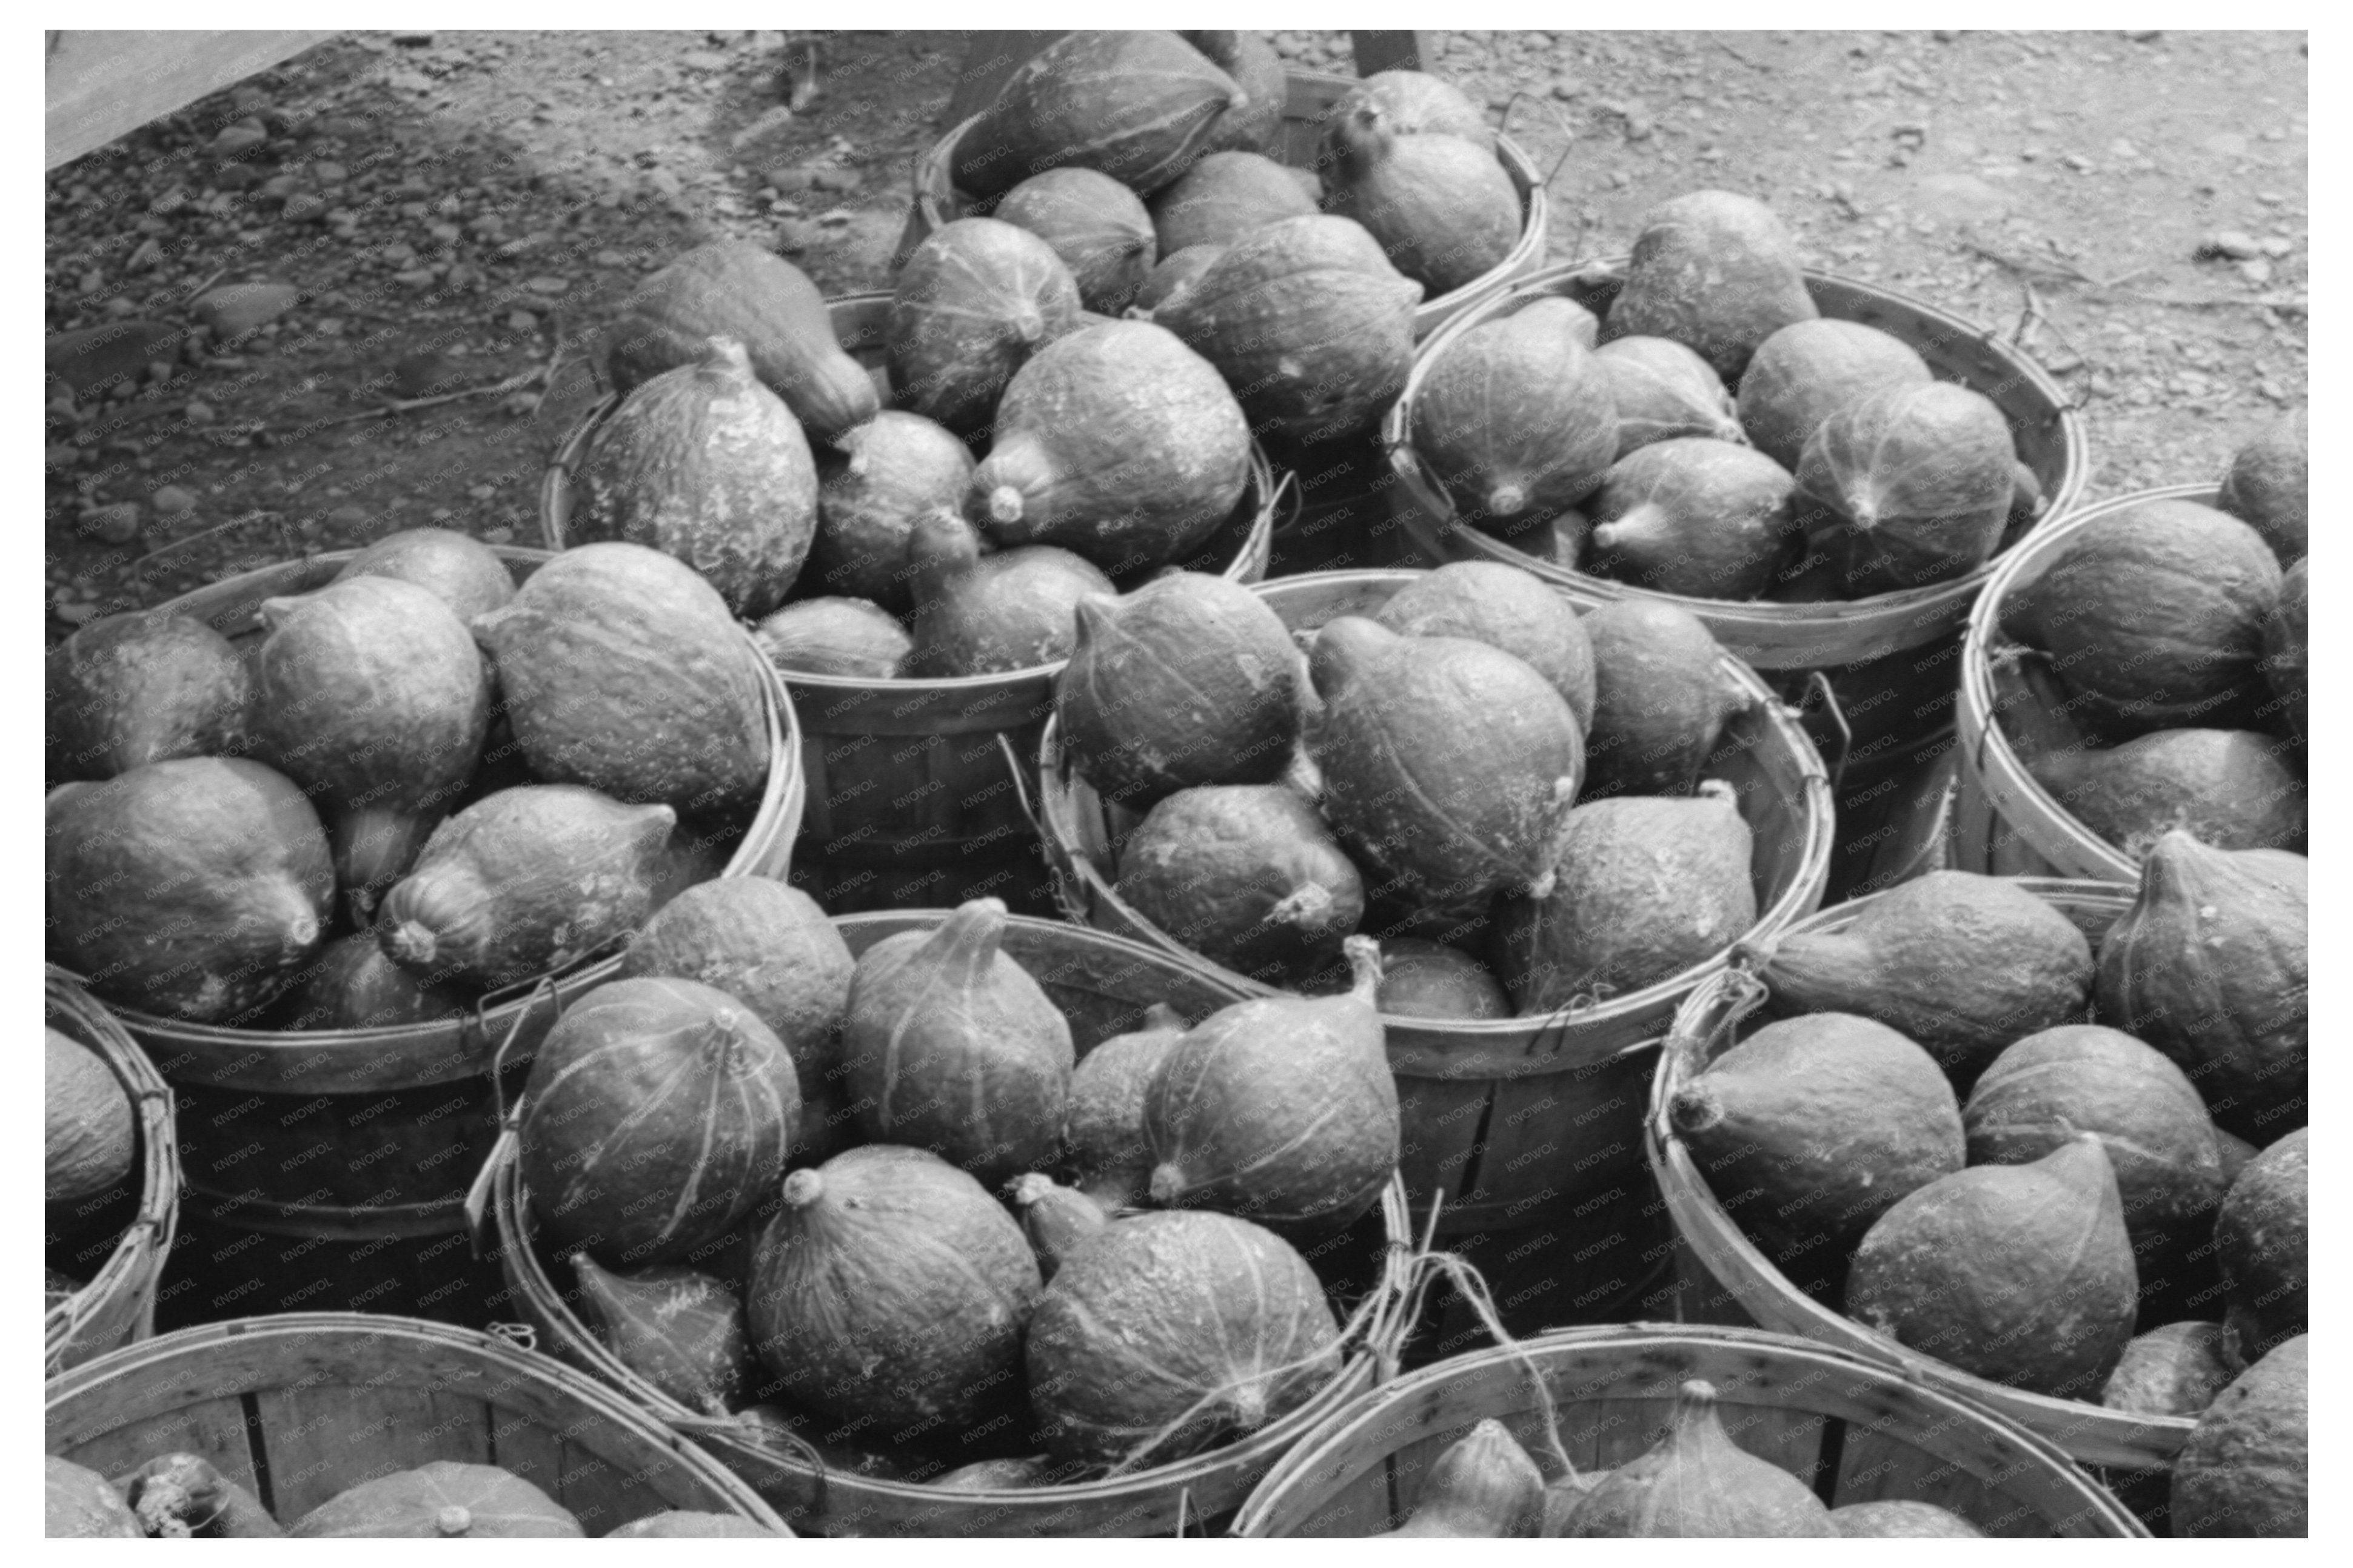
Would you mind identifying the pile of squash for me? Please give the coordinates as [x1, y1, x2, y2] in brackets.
[44, 530, 772, 1032]
[1668, 862, 2306, 1535]
[44, 1451, 778, 1538]
[1408, 187, 2050, 594]
[1058, 558, 1773, 1018]
[508, 887, 1400, 1486]
[1990, 412, 2308, 862]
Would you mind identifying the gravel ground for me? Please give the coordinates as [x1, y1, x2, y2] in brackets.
[44, 27, 2306, 636]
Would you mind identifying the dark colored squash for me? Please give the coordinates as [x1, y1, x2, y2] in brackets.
[2103, 1322, 2243, 1418]
[1371, 561, 1597, 728]
[2171, 1335, 2307, 1537]
[1131, 243, 1227, 313]
[1793, 381, 2017, 595]
[1598, 190, 1819, 383]
[277, 931, 469, 1031]
[1559, 1380, 1836, 1537]
[2027, 729, 2306, 859]
[46, 1456, 142, 1538]
[2262, 557, 2306, 747]
[1593, 335, 1741, 458]
[969, 319, 1251, 572]
[1736, 318, 1932, 472]
[1319, 70, 1496, 164]
[887, 218, 1083, 436]
[45, 611, 251, 782]
[46, 1028, 134, 1205]
[1009, 1172, 1110, 1281]
[1998, 497, 2281, 743]
[993, 167, 1157, 315]
[1376, 936, 1511, 1020]
[2215, 407, 2307, 565]
[607, 1513, 781, 1538]
[1116, 784, 1364, 990]
[288, 1461, 578, 1538]
[1578, 600, 1750, 799]
[806, 410, 975, 614]
[1377, 1420, 1545, 1538]
[1058, 572, 1300, 809]
[332, 526, 517, 623]
[604, 238, 879, 443]
[1065, 1002, 1189, 1210]
[572, 336, 817, 618]
[2214, 1127, 2306, 1364]
[47, 758, 333, 1023]
[1180, 32, 1287, 156]
[951, 31, 1244, 200]
[1408, 305, 1618, 533]
[1322, 128, 1521, 297]
[1829, 1502, 1984, 1538]
[1585, 438, 1799, 600]
[901, 509, 1115, 678]
[751, 597, 911, 679]
[621, 877, 853, 1095]
[574, 1252, 753, 1417]
[1148, 150, 1317, 254]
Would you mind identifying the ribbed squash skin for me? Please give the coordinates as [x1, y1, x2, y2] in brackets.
[1846, 1137, 2138, 1398]
[1152, 215, 1424, 444]
[888, 218, 1083, 436]
[748, 1145, 1042, 1429]
[1830, 1501, 1985, 1538]
[1411, 308, 1618, 531]
[1578, 600, 1749, 799]
[45, 611, 251, 782]
[1308, 617, 1583, 906]
[2094, 834, 2306, 1139]
[47, 758, 333, 1023]
[472, 543, 771, 812]
[1585, 438, 1799, 600]
[2103, 1322, 2243, 1417]
[1794, 381, 2016, 595]
[608, 1513, 781, 1538]
[993, 168, 1157, 315]
[377, 785, 673, 989]
[572, 338, 817, 618]
[1149, 150, 1317, 253]
[1180, 32, 1285, 155]
[1736, 318, 1932, 472]
[1371, 561, 1597, 729]
[1999, 498, 2282, 742]
[838, 899, 1075, 1189]
[1374, 937, 1510, 1020]
[332, 527, 517, 623]
[751, 597, 910, 679]
[1599, 190, 1820, 383]
[1057, 572, 1299, 808]
[1117, 785, 1364, 989]
[2214, 1127, 2307, 1362]
[1561, 1381, 1837, 1537]
[604, 239, 879, 443]
[1379, 1420, 1545, 1538]
[1496, 783, 1756, 1014]
[573, 1253, 752, 1417]
[1670, 1012, 1963, 1258]
[1133, 243, 1227, 313]
[1026, 1210, 1341, 1466]
[970, 320, 1250, 572]
[1065, 1003, 1188, 1209]
[289, 1462, 581, 1538]
[47, 1456, 144, 1538]
[900, 511, 1114, 678]
[1964, 1024, 2226, 1253]
[1319, 70, 1496, 164]
[2027, 729, 2306, 859]
[46, 1027, 135, 1205]
[1322, 127, 1521, 297]
[2263, 558, 2306, 746]
[951, 30, 1244, 200]
[518, 975, 799, 1267]
[621, 878, 852, 1091]
[1143, 937, 1397, 1235]
[2216, 407, 2307, 565]
[277, 932, 468, 1031]
[255, 575, 489, 820]
[1593, 335, 1741, 457]
[1761, 871, 2094, 1085]
[2171, 1335, 2308, 1537]
[806, 411, 974, 612]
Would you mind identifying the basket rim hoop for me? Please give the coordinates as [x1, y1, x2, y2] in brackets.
[1642, 876, 2201, 1471]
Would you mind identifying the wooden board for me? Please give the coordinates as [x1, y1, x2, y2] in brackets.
[48, 30, 338, 171]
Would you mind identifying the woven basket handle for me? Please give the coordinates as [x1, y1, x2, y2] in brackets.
[1793, 670, 1853, 796]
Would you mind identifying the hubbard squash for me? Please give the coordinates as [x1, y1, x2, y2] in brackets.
[751, 597, 911, 679]
[1558, 1380, 1836, 1537]
[2026, 729, 2306, 859]
[1370, 561, 1597, 728]
[1064, 1003, 1190, 1209]
[1148, 150, 1317, 255]
[1736, 318, 1932, 472]
[1593, 335, 1742, 458]
[1322, 127, 1521, 298]
[806, 410, 975, 613]
[45, 1028, 134, 1206]
[2103, 1322, 2243, 1418]
[1584, 438, 1799, 600]
[992, 168, 1157, 315]
[1407, 304, 1619, 533]
[902, 510, 1114, 678]
[1319, 70, 1496, 164]
[331, 526, 516, 623]
[2263, 558, 2306, 748]
[887, 218, 1083, 437]
[46, 1456, 142, 1538]
[1180, 32, 1286, 156]
[45, 611, 251, 782]
[2215, 407, 2307, 565]
[277, 932, 468, 1031]
[1133, 244, 1227, 313]
[2170, 1336, 2307, 1537]
[1578, 600, 1750, 799]
[951, 31, 1244, 200]
[1599, 190, 1819, 383]
[621, 877, 853, 1096]
[289, 1461, 580, 1538]
[2214, 1128, 2306, 1363]
[1793, 381, 2017, 595]
[1377, 1421, 1545, 1538]
[605, 238, 879, 443]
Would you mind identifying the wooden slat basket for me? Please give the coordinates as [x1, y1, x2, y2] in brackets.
[484, 909, 1421, 1538]
[907, 70, 1552, 340]
[1384, 259, 2089, 896]
[1646, 877, 2202, 1472]
[1231, 1322, 2146, 1537]
[46, 967, 179, 1377]
[546, 294, 1276, 919]
[72, 544, 801, 1325]
[45, 1313, 792, 1535]
[1037, 568, 1833, 1245]
[1951, 483, 2221, 881]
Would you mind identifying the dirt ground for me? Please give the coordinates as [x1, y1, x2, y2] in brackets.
[43, 27, 2308, 635]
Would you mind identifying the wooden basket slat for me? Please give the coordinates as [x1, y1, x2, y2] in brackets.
[47, 1315, 790, 1533]
[1235, 1324, 2144, 1537]
[1385, 261, 2091, 671]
